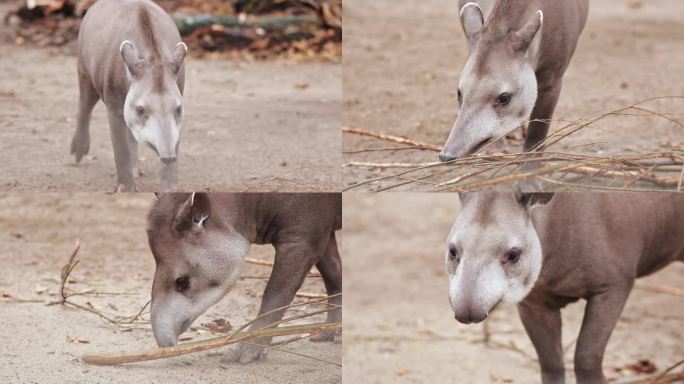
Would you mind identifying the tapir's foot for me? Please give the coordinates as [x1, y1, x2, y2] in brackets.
[133, 166, 144, 178]
[114, 183, 139, 193]
[70, 133, 90, 164]
[309, 328, 342, 343]
[220, 345, 265, 365]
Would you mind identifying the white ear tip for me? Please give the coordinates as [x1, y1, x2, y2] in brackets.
[537, 10, 544, 23]
[119, 40, 132, 53]
[177, 41, 188, 52]
[190, 192, 196, 205]
[460, 2, 482, 17]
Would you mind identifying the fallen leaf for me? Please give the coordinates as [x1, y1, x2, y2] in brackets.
[32, 285, 47, 295]
[294, 82, 309, 90]
[490, 373, 514, 383]
[67, 336, 90, 344]
[203, 318, 233, 334]
[396, 368, 410, 376]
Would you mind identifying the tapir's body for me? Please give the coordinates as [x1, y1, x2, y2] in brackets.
[73, 0, 187, 191]
[447, 193, 684, 383]
[440, 0, 589, 160]
[147, 193, 342, 364]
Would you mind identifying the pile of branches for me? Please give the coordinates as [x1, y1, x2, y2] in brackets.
[3, 0, 341, 60]
[343, 97, 684, 192]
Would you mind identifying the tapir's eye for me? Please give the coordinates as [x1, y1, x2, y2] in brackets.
[175, 106, 182, 116]
[448, 246, 458, 261]
[496, 93, 512, 106]
[457, 89, 463, 104]
[505, 248, 521, 263]
[175, 276, 190, 291]
[136, 105, 145, 116]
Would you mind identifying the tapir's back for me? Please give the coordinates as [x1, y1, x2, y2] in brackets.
[533, 193, 684, 294]
[78, 0, 182, 103]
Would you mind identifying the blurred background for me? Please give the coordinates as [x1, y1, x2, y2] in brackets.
[342, 193, 684, 383]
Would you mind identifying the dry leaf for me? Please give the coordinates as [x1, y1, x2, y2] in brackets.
[294, 83, 309, 90]
[67, 336, 90, 344]
[203, 318, 233, 334]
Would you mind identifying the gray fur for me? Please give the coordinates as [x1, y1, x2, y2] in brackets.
[147, 193, 342, 364]
[440, 0, 589, 160]
[72, 0, 187, 191]
[447, 192, 684, 383]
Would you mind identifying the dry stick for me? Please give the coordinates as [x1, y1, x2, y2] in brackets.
[634, 283, 684, 297]
[60, 239, 81, 304]
[649, 359, 684, 384]
[342, 126, 442, 151]
[83, 322, 341, 366]
[84, 294, 341, 365]
[245, 257, 321, 277]
[241, 340, 341, 367]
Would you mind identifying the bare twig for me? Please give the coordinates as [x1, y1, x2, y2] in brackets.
[342, 126, 442, 151]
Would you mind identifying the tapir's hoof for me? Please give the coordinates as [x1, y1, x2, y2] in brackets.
[114, 184, 140, 193]
[220, 346, 265, 365]
[133, 167, 144, 178]
[70, 136, 90, 164]
[309, 329, 342, 343]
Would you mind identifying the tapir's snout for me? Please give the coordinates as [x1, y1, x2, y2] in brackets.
[453, 308, 488, 324]
[439, 152, 458, 162]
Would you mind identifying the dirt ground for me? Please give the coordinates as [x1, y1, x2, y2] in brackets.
[0, 3, 341, 193]
[341, 193, 684, 383]
[0, 194, 341, 383]
[342, 0, 684, 191]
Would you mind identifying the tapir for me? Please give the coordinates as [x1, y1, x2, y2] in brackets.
[147, 192, 342, 364]
[72, 0, 187, 191]
[439, 0, 589, 161]
[445, 192, 684, 383]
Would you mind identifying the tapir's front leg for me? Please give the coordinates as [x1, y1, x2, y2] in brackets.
[524, 78, 563, 152]
[517, 300, 565, 384]
[222, 239, 325, 364]
[574, 283, 633, 384]
[107, 111, 138, 192]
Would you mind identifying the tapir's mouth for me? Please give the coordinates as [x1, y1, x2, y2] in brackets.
[468, 137, 494, 156]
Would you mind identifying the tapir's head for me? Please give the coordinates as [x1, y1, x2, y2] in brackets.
[120, 41, 187, 162]
[440, 3, 543, 161]
[445, 191, 553, 324]
[147, 193, 250, 347]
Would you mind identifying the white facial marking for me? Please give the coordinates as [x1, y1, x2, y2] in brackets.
[446, 194, 544, 322]
[151, 232, 250, 347]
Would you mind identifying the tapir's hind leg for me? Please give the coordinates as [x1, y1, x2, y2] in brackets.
[71, 69, 99, 163]
[310, 232, 342, 343]
[524, 80, 563, 152]
[222, 239, 325, 365]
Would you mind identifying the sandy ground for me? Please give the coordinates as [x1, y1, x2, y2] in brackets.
[342, 193, 684, 383]
[0, 194, 341, 383]
[0, 3, 341, 192]
[342, 0, 684, 191]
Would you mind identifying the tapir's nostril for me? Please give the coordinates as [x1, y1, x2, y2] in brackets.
[160, 157, 177, 165]
[439, 152, 457, 162]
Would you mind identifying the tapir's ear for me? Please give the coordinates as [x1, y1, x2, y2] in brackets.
[120, 40, 145, 78]
[169, 42, 187, 76]
[174, 192, 211, 233]
[460, 2, 484, 50]
[517, 192, 554, 207]
[510, 10, 543, 53]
